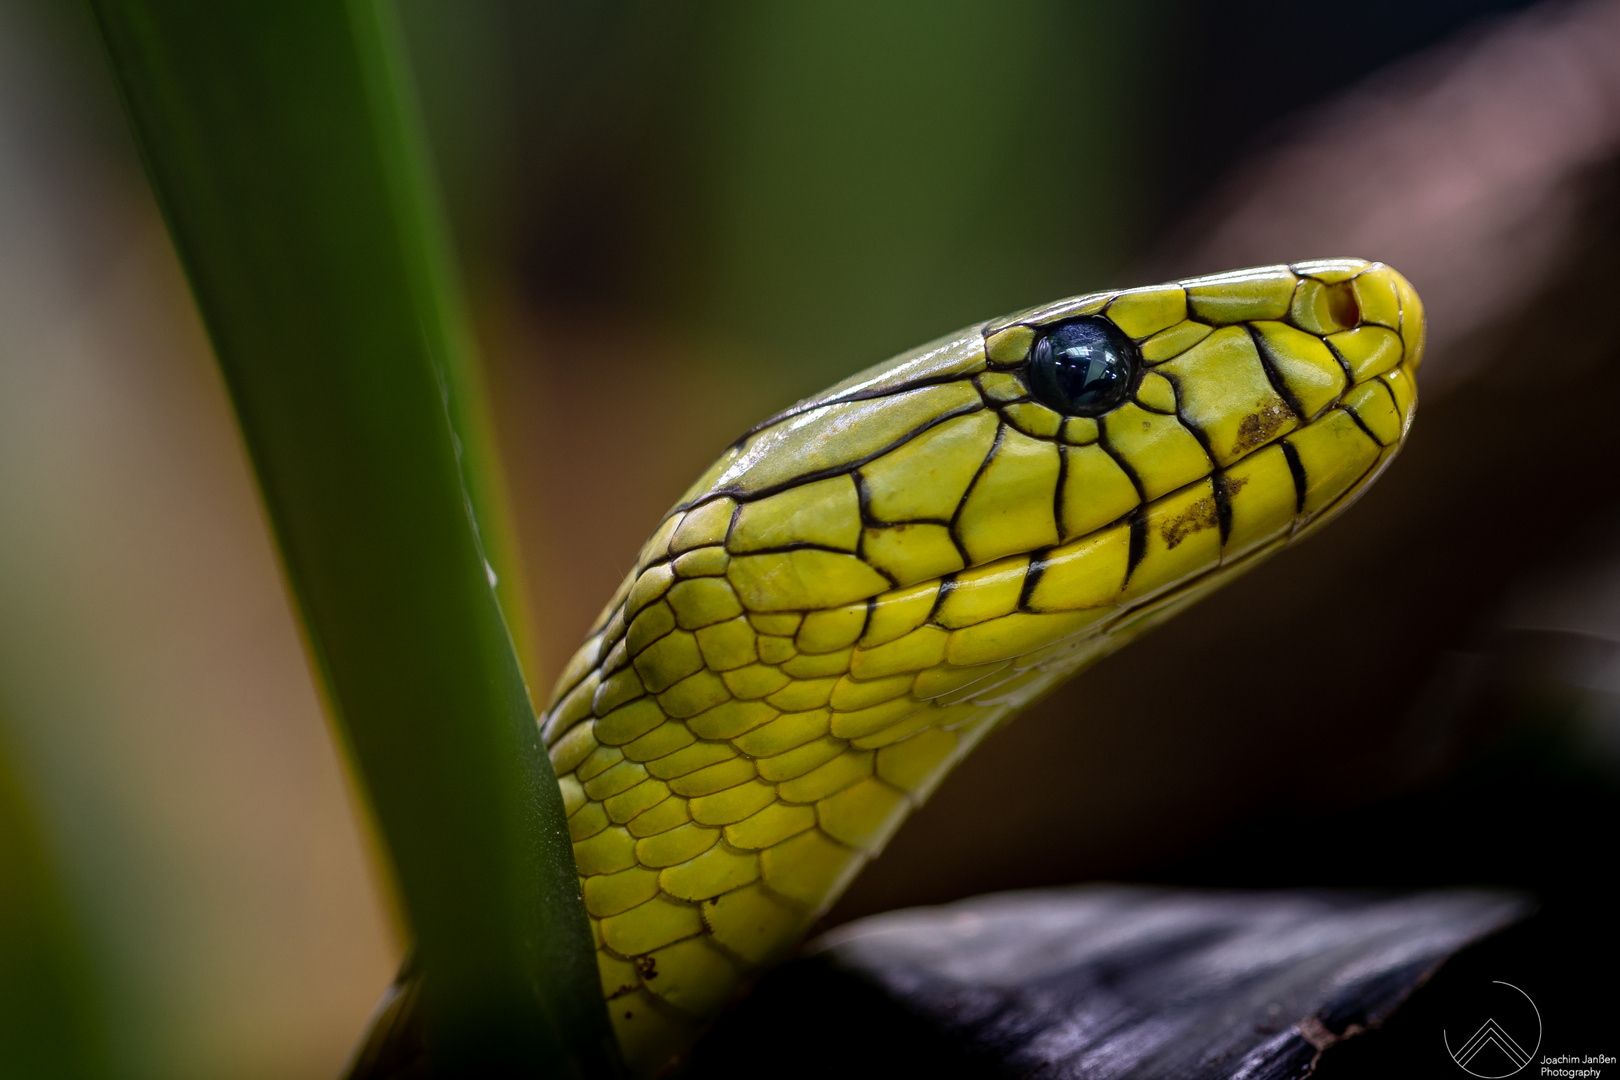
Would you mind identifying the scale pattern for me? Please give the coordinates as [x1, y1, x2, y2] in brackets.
[538, 259, 1424, 1074]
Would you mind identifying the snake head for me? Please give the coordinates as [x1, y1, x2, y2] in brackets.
[604, 258, 1422, 660]
[539, 259, 1422, 1074]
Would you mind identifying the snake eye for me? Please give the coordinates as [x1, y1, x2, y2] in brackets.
[1027, 317, 1137, 416]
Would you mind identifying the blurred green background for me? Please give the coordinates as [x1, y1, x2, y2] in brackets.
[7, 0, 1614, 1077]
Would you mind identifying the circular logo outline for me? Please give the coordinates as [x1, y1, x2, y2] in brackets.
[1443, 980, 1542, 1078]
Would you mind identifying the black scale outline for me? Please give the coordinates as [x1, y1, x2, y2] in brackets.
[547, 266, 1401, 729]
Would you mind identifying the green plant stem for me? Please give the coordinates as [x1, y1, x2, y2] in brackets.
[86, 1, 618, 1074]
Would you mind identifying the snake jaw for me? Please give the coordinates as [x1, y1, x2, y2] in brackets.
[540, 259, 1422, 1075]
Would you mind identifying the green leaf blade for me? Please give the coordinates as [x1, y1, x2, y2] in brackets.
[86, 1, 617, 1074]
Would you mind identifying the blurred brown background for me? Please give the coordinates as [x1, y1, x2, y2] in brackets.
[1, 0, 1616, 1076]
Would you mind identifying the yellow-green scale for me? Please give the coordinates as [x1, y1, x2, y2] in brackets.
[541, 259, 1425, 1075]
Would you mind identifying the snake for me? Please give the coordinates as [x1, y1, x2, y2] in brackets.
[357, 259, 1423, 1077]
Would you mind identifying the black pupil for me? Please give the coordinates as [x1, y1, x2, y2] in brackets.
[1028, 317, 1136, 416]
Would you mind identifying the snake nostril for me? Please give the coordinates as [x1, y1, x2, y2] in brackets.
[1326, 281, 1360, 329]
[1289, 277, 1362, 335]
[1028, 317, 1138, 417]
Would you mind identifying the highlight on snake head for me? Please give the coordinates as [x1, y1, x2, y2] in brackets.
[539, 258, 1424, 1073]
